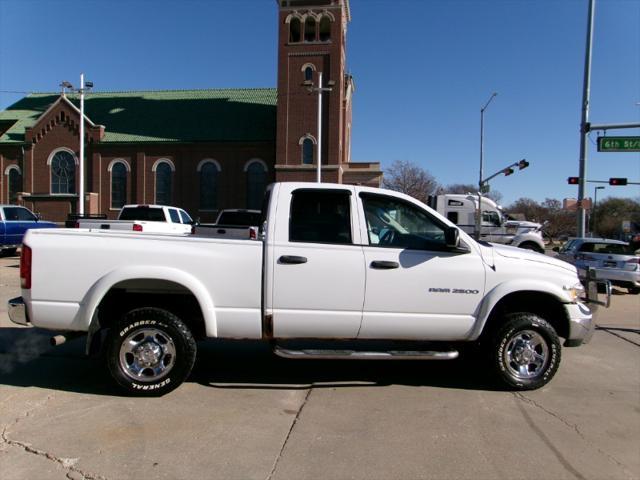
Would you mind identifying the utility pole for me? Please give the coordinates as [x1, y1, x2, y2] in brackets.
[577, 0, 595, 237]
[79, 73, 86, 215]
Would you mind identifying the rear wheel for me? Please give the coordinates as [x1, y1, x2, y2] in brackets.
[105, 307, 197, 396]
[489, 313, 561, 390]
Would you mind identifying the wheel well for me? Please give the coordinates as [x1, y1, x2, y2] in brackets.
[518, 242, 544, 253]
[94, 279, 206, 341]
[483, 291, 570, 340]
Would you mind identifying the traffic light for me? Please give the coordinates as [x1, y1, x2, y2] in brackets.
[609, 177, 628, 186]
[518, 159, 529, 170]
[503, 168, 514, 176]
[567, 177, 579, 185]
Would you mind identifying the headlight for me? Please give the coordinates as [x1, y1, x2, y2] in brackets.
[563, 282, 585, 303]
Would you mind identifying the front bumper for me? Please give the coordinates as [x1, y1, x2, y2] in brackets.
[8, 296, 30, 326]
[564, 276, 611, 347]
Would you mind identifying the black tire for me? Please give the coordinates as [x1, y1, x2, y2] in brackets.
[1, 248, 17, 257]
[489, 313, 561, 390]
[628, 287, 640, 295]
[105, 307, 197, 396]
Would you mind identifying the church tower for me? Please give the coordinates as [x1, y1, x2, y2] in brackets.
[275, 0, 353, 183]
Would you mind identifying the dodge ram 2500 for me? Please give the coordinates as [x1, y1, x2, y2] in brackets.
[8, 183, 608, 396]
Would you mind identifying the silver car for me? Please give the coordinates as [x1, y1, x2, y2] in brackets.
[555, 238, 640, 294]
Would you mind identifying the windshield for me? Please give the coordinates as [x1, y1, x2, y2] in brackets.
[119, 207, 165, 222]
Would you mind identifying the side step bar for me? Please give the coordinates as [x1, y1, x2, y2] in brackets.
[274, 346, 459, 361]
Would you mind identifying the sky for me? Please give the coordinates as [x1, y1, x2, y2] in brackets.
[0, 0, 638, 206]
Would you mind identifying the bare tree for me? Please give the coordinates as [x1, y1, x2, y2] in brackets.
[382, 160, 440, 203]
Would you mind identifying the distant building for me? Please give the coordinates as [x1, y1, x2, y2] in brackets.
[0, 0, 381, 222]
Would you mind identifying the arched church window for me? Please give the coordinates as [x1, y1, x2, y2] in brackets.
[304, 17, 316, 42]
[289, 18, 301, 43]
[246, 161, 267, 210]
[199, 161, 219, 210]
[8, 167, 22, 204]
[111, 162, 127, 209]
[319, 16, 331, 42]
[155, 162, 173, 205]
[304, 66, 314, 82]
[51, 150, 76, 194]
[302, 138, 314, 165]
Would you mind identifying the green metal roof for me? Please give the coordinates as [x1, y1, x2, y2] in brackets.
[0, 88, 278, 144]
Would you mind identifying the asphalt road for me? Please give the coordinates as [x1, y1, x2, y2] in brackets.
[0, 252, 638, 480]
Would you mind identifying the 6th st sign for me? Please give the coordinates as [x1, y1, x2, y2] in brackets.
[597, 136, 640, 152]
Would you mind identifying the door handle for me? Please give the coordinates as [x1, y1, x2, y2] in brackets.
[370, 260, 399, 269]
[279, 255, 308, 265]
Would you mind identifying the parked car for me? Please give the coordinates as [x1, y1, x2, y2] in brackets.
[9, 183, 608, 396]
[555, 238, 640, 294]
[0, 205, 57, 255]
[75, 205, 194, 234]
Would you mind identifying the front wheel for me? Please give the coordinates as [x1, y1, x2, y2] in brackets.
[628, 287, 640, 295]
[105, 308, 197, 396]
[490, 313, 561, 390]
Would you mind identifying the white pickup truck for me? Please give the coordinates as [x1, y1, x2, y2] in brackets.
[9, 183, 607, 396]
[75, 204, 194, 234]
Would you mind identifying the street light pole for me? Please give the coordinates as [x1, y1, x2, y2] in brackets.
[308, 72, 332, 183]
[477, 92, 497, 240]
[592, 185, 604, 237]
[79, 73, 85, 215]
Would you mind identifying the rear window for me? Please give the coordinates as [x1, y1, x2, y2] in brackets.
[119, 207, 165, 222]
[289, 190, 352, 245]
[579, 242, 632, 255]
[217, 211, 262, 226]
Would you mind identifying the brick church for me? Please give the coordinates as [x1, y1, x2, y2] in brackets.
[0, 0, 381, 223]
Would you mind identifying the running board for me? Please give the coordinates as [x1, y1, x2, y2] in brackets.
[273, 346, 459, 361]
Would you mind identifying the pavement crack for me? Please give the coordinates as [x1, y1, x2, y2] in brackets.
[1, 395, 108, 480]
[266, 387, 313, 480]
[513, 392, 636, 479]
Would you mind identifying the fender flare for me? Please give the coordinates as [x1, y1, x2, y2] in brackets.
[470, 279, 571, 340]
[78, 266, 217, 343]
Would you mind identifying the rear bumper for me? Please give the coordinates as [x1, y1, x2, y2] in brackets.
[8, 296, 30, 326]
[578, 266, 640, 288]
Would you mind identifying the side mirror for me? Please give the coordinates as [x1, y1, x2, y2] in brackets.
[35, 213, 41, 221]
[552, 246, 559, 252]
[444, 227, 460, 249]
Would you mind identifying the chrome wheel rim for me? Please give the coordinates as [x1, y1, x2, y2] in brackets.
[503, 329, 549, 379]
[119, 328, 176, 382]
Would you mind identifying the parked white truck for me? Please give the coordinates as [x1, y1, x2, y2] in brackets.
[9, 183, 607, 396]
[428, 194, 546, 253]
[75, 204, 194, 234]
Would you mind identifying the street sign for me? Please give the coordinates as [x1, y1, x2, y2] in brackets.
[480, 184, 490, 194]
[597, 136, 640, 152]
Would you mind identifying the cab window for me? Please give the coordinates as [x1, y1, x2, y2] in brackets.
[4, 207, 36, 222]
[289, 190, 352, 245]
[361, 193, 448, 251]
[168, 209, 180, 223]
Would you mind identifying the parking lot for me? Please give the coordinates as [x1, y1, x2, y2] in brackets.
[0, 253, 638, 480]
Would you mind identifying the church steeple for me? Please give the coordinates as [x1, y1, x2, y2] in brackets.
[275, 0, 352, 183]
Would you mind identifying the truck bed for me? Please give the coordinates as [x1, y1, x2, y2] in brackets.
[23, 228, 264, 338]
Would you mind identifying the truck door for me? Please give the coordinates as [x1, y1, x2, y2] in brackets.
[270, 188, 365, 338]
[357, 191, 486, 340]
